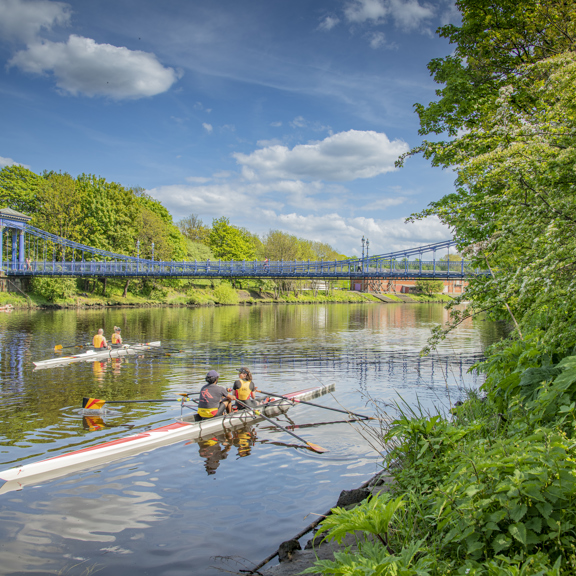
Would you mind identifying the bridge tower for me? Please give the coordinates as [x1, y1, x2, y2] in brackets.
[0, 208, 32, 273]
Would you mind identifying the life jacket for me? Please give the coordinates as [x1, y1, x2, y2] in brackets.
[235, 379, 253, 401]
[93, 334, 106, 348]
[112, 333, 122, 344]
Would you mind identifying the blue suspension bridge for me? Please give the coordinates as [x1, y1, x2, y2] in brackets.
[0, 208, 478, 280]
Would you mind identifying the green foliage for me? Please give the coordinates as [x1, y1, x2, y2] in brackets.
[30, 277, 77, 302]
[212, 283, 239, 305]
[415, 279, 445, 296]
[0, 165, 42, 214]
[208, 217, 256, 261]
[185, 239, 214, 261]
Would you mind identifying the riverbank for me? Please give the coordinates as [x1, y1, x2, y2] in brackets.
[0, 285, 454, 309]
[261, 333, 576, 575]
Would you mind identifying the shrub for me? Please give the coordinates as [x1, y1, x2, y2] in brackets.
[415, 279, 445, 295]
[213, 283, 239, 305]
[30, 277, 77, 302]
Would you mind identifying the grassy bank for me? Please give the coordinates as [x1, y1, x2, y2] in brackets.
[306, 334, 576, 575]
[0, 283, 384, 309]
[0, 277, 455, 309]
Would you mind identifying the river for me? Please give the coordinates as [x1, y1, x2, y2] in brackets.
[0, 303, 505, 575]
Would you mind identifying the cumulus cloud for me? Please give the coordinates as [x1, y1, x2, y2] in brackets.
[270, 121, 282, 127]
[202, 122, 213, 133]
[318, 15, 340, 31]
[233, 130, 408, 182]
[9, 35, 180, 98]
[150, 179, 448, 252]
[344, 0, 435, 30]
[0, 155, 30, 168]
[0, 0, 70, 43]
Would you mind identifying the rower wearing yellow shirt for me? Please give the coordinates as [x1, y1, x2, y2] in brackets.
[93, 328, 111, 351]
[111, 326, 123, 348]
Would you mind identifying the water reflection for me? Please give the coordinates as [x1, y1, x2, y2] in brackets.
[0, 304, 508, 576]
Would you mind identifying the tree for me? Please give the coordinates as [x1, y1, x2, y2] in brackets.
[263, 230, 300, 261]
[177, 214, 210, 244]
[415, 279, 445, 296]
[0, 165, 42, 214]
[407, 0, 576, 352]
[208, 217, 256, 261]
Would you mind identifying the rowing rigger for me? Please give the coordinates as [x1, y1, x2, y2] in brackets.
[0, 383, 335, 494]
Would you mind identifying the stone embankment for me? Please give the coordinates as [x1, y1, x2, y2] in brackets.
[248, 472, 395, 576]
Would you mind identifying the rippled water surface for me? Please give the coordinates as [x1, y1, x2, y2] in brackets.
[0, 303, 506, 575]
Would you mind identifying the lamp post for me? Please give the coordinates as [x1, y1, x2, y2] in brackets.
[151, 242, 155, 262]
[136, 240, 140, 273]
[366, 239, 369, 260]
[361, 236, 365, 260]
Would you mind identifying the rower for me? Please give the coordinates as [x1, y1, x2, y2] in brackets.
[233, 367, 258, 410]
[92, 328, 110, 351]
[197, 370, 234, 420]
[111, 326, 123, 348]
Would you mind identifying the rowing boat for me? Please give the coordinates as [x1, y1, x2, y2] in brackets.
[0, 383, 334, 494]
[33, 341, 162, 369]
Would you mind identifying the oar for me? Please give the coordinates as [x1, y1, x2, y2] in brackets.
[235, 398, 327, 454]
[82, 392, 199, 410]
[54, 343, 90, 352]
[259, 389, 374, 420]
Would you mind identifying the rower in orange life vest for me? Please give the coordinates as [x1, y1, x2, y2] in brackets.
[233, 367, 259, 410]
[111, 326, 123, 348]
[92, 328, 111, 351]
[197, 370, 234, 420]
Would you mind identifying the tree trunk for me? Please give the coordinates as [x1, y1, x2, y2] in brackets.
[122, 279, 130, 298]
[90, 280, 96, 294]
[101, 277, 107, 297]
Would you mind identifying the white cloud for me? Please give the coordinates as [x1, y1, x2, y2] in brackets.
[0, 0, 70, 43]
[202, 122, 213, 133]
[318, 15, 340, 31]
[9, 35, 180, 99]
[361, 196, 407, 210]
[186, 176, 211, 184]
[149, 178, 449, 254]
[233, 129, 408, 182]
[270, 121, 282, 127]
[344, 0, 435, 30]
[290, 116, 307, 128]
[0, 155, 30, 168]
[369, 32, 386, 49]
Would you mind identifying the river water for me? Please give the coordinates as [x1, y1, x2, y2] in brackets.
[0, 303, 505, 575]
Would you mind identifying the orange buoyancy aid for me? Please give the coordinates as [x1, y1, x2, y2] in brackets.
[111, 333, 122, 344]
[235, 379, 253, 401]
[93, 334, 106, 348]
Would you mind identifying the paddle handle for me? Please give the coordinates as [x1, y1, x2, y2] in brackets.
[260, 389, 372, 420]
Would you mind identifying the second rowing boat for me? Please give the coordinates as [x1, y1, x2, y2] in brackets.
[33, 341, 162, 369]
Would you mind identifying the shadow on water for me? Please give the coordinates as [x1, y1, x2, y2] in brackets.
[0, 303, 508, 575]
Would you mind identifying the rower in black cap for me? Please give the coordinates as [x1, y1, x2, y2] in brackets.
[197, 370, 234, 420]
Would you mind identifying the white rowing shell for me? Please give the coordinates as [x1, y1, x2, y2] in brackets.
[33, 341, 162, 368]
[0, 383, 335, 494]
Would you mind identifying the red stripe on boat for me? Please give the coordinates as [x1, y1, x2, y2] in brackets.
[44, 421, 191, 461]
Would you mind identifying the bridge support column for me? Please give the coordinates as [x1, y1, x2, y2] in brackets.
[11, 231, 17, 268]
[0, 225, 3, 272]
[19, 230, 25, 270]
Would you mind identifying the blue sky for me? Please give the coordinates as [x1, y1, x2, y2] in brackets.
[0, 0, 460, 256]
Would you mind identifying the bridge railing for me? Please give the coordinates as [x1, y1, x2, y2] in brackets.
[5, 258, 481, 278]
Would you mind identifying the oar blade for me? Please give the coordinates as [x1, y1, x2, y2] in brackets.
[82, 397, 106, 410]
[306, 442, 328, 454]
[54, 344, 63, 351]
